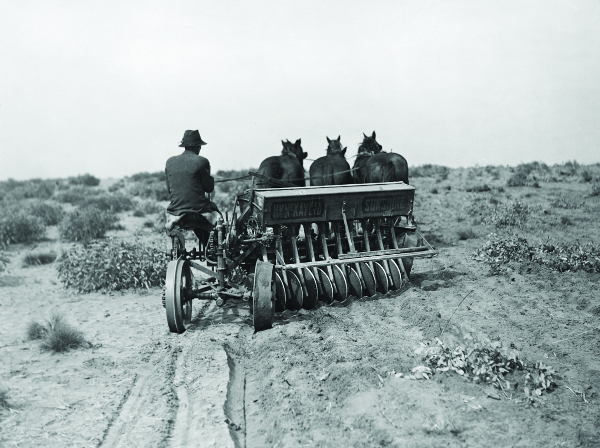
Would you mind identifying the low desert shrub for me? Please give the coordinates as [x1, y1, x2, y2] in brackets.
[590, 184, 600, 197]
[466, 184, 491, 193]
[57, 236, 167, 292]
[26, 200, 63, 226]
[59, 206, 117, 244]
[430, 188, 438, 194]
[22, 251, 57, 267]
[128, 181, 169, 201]
[0, 178, 56, 201]
[560, 216, 573, 226]
[133, 210, 145, 217]
[134, 200, 164, 216]
[129, 171, 166, 183]
[411, 164, 450, 179]
[473, 236, 600, 273]
[0, 206, 46, 246]
[485, 201, 532, 227]
[457, 228, 477, 240]
[54, 186, 102, 204]
[80, 193, 133, 213]
[581, 170, 593, 182]
[68, 174, 100, 187]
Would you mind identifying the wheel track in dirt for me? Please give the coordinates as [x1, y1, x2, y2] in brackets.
[99, 301, 245, 448]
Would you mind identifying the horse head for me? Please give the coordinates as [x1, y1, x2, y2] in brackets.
[358, 131, 382, 156]
[326, 136, 347, 157]
[281, 139, 308, 168]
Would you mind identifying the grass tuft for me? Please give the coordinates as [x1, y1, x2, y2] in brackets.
[22, 251, 57, 267]
[26, 320, 47, 340]
[38, 313, 86, 353]
[0, 387, 10, 410]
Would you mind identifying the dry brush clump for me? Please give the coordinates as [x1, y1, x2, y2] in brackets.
[0, 386, 11, 410]
[485, 201, 532, 228]
[59, 206, 118, 244]
[27, 312, 87, 353]
[25, 200, 63, 226]
[57, 236, 167, 292]
[54, 186, 103, 204]
[473, 235, 600, 274]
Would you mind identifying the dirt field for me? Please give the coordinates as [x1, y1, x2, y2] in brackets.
[1, 166, 599, 447]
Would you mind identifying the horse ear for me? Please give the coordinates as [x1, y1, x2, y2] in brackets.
[363, 133, 367, 139]
[337, 135, 340, 141]
[342, 147, 347, 156]
[326, 136, 331, 143]
[372, 131, 376, 139]
[295, 138, 301, 146]
[302, 151, 308, 159]
[281, 140, 285, 145]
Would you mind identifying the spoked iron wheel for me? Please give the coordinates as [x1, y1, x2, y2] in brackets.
[253, 260, 276, 331]
[165, 259, 193, 333]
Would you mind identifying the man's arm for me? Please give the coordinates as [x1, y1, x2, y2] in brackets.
[165, 167, 171, 194]
[200, 161, 215, 193]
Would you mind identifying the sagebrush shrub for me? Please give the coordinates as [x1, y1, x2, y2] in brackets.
[80, 193, 133, 213]
[134, 200, 164, 216]
[0, 206, 46, 246]
[0, 178, 56, 201]
[128, 181, 169, 201]
[54, 186, 102, 204]
[59, 206, 117, 244]
[0, 387, 10, 409]
[69, 174, 100, 187]
[26, 200, 63, 225]
[57, 236, 167, 292]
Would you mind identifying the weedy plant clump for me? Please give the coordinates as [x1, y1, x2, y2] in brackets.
[59, 206, 117, 244]
[473, 235, 600, 273]
[54, 186, 102, 204]
[485, 201, 532, 227]
[415, 330, 557, 401]
[0, 178, 57, 201]
[57, 236, 167, 292]
[27, 313, 87, 353]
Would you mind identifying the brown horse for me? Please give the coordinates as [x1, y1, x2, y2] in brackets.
[352, 131, 409, 184]
[256, 139, 307, 188]
[309, 136, 353, 186]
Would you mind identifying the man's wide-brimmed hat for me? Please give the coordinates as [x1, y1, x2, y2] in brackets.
[179, 130, 207, 147]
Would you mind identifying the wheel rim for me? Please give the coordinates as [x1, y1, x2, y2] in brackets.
[253, 260, 275, 331]
[165, 259, 192, 334]
[274, 272, 287, 312]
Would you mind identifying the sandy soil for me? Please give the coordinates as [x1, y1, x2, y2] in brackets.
[1, 173, 599, 447]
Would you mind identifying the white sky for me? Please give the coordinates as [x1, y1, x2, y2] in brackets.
[1, 0, 599, 180]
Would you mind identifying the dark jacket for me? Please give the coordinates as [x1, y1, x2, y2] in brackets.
[165, 151, 218, 215]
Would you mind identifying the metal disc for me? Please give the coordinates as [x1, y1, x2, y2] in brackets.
[317, 268, 334, 303]
[373, 262, 389, 294]
[302, 268, 319, 309]
[332, 265, 348, 301]
[387, 260, 403, 290]
[286, 270, 303, 310]
[347, 266, 363, 298]
[165, 259, 192, 334]
[253, 260, 275, 331]
[274, 272, 287, 312]
[359, 263, 377, 297]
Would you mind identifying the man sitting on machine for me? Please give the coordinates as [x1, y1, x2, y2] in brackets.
[165, 130, 222, 259]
